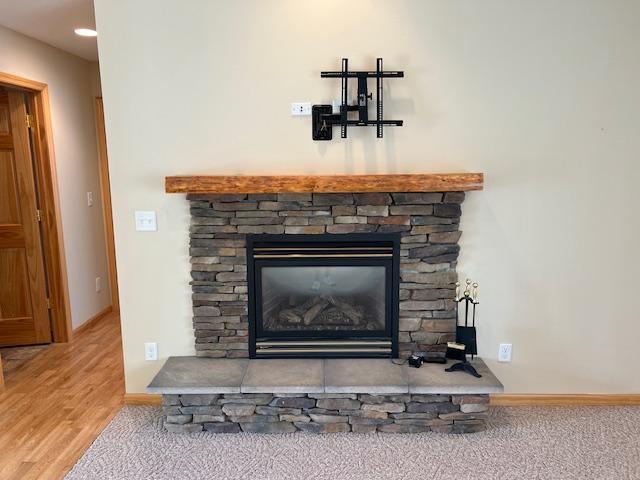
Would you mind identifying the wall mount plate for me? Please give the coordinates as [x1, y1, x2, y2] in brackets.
[312, 58, 404, 141]
[312, 105, 333, 141]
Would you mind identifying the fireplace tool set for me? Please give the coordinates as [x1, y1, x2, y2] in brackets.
[445, 279, 482, 378]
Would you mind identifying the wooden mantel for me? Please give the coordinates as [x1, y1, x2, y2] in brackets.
[165, 173, 483, 194]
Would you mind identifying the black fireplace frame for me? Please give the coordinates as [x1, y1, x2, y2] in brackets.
[247, 233, 400, 359]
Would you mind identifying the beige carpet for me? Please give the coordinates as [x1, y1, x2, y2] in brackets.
[65, 405, 640, 479]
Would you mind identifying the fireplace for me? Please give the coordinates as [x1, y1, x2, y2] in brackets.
[158, 175, 502, 435]
[247, 234, 400, 358]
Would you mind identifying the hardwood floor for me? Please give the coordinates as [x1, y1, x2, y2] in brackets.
[0, 312, 124, 479]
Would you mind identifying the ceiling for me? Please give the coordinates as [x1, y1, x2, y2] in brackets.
[0, 0, 98, 61]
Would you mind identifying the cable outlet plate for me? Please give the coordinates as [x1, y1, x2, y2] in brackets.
[291, 102, 311, 116]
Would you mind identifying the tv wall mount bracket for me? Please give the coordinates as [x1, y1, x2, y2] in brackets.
[312, 58, 404, 141]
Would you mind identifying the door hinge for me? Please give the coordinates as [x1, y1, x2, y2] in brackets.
[46, 298, 52, 309]
[26, 114, 35, 129]
[36, 209, 43, 222]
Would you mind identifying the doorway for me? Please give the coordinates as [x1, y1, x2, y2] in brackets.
[0, 86, 52, 346]
[0, 73, 72, 346]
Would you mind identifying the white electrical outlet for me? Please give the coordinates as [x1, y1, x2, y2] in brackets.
[135, 211, 157, 231]
[87, 191, 93, 207]
[498, 343, 512, 362]
[144, 342, 158, 361]
[95, 276, 101, 293]
[291, 102, 311, 116]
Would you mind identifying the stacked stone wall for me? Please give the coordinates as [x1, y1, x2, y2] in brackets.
[163, 393, 489, 434]
[189, 192, 464, 358]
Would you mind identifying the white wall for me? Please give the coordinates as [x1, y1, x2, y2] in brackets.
[0, 26, 111, 329]
[95, 0, 640, 393]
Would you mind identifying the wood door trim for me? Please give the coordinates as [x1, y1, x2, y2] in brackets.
[0, 72, 47, 92]
[95, 97, 119, 313]
[0, 72, 72, 342]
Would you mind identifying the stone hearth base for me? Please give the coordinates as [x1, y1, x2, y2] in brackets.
[162, 393, 489, 434]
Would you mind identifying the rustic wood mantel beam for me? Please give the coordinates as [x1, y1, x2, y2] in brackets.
[165, 173, 484, 194]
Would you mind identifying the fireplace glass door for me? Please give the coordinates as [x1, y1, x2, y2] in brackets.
[259, 265, 387, 334]
[247, 234, 400, 358]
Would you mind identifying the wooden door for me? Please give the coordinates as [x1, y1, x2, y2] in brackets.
[0, 87, 51, 346]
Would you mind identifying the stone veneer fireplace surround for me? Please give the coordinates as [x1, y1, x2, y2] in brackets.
[189, 190, 465, 360]
[150, 174, 503, 434]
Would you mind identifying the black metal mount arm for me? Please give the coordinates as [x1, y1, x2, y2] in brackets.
[312, 58, 404, 141]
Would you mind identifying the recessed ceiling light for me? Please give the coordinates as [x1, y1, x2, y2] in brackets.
[74, 28, 97, 37]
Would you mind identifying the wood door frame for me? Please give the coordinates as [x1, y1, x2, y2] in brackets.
[94, 97, 119, 313]
[0, 72, 72, 342]
[0, 353, 4, 389]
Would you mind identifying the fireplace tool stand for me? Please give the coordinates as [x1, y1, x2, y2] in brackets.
[445, 358, 482, 378]
[445, 280, 482, 378]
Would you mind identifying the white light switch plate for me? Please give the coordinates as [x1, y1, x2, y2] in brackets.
[135, 211, 157, 231]
[144, 342, 158, 361]
[498, 343, 512, 362]
[291, 102, 311, 116]
[87, 191, 93, 207]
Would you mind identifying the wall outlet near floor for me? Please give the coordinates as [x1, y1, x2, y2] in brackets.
[498, 343, 512, 362]
[291, 102, 311, 116]
[95, 276, 101, 293]
[144, 342, 158, 361]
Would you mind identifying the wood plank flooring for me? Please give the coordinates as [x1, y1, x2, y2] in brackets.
[0, 312, 124, 479]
